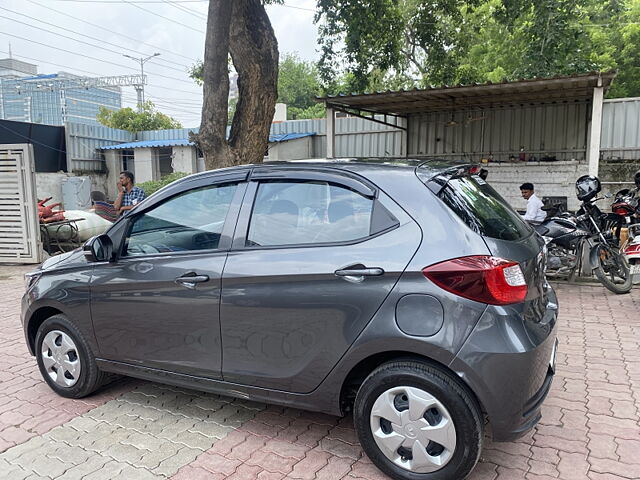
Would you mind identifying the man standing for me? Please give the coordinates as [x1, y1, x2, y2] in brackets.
[113, 171, 145, 216]
[520, 182, 546, 223]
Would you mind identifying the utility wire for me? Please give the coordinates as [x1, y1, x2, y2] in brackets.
[161, 0, 207, 20]
[121, 0, 205, 33]
[26, 0, 200, 63]
[0, 8, 191, 73]
[49, 0, 316, 12]
[0, 31, 197, 86]
[50, 0, 207, 2]
[0, 49, 202, 98]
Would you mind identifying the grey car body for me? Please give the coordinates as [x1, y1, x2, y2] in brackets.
[22, 160, 558, 447]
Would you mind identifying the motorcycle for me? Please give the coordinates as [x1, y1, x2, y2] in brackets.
[534, 175, 632, 294]
[611, 186, 640, 284]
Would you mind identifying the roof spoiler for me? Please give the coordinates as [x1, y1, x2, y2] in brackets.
[416, 163, 482, 195]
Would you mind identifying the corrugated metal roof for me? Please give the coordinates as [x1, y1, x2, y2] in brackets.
[101, 138, 192, 150]
[269, 132, 315, 142]
[100, 132, 315, 150]
[318, 72, 616, 114]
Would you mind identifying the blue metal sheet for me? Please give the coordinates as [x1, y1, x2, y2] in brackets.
[101, 138, 193, 150]
[100, 132, 315, 150]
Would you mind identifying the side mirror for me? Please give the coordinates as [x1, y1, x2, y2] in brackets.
[604, 193, 613, 199]
[83, 234, 114, 262]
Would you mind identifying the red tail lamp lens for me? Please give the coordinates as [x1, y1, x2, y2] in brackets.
[423, 256, 528, 305]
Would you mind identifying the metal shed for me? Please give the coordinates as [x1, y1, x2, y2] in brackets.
[320, 72, 616, 176]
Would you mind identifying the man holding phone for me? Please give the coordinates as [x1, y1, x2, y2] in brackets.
[113, 170, 145, 216]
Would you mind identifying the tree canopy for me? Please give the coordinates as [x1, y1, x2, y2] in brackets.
[315, 0, 640, 97]
[96, 101, 182, 133]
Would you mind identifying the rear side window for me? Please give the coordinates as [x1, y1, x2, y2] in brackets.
[247, 180, 397, 247]
[438, 176, 532, 241]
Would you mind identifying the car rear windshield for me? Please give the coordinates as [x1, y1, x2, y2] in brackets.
[437, 175, 533, 241]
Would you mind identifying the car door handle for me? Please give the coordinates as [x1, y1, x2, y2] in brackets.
[334, 267, 384, 283]
[175, 273, 209, 289]
[335, 267, 384, 277]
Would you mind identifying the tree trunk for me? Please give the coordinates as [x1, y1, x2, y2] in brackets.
[196, 0, 278, 170]
[228, 0, 279, 164]
[196, 0, 234, 169]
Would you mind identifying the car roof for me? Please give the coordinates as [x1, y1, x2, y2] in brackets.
[171, 157, 471, 185]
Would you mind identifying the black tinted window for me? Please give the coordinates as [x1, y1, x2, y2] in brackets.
[439, 175, 532, 241]
[247, 181, 392, 247]
[123, 183, 237, 256]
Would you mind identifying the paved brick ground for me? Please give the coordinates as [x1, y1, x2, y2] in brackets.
[0, 263, 639, 479]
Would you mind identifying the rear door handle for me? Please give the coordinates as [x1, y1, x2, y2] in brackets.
[335, 268, 384, 277]
[175, 272, 209, 289]
[334, 266, 384, 283]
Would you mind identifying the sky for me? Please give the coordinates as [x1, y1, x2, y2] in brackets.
[0, 0, 319, 126]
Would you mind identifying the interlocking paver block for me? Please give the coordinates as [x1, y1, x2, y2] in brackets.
[152, 446, 202, 477]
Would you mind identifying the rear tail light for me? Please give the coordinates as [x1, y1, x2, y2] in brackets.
[625, 243, 640, 255]
[613, 205, 631, 216]
[422, 256, 528, 305]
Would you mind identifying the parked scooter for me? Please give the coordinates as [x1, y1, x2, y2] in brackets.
[535, 175, 632, 294]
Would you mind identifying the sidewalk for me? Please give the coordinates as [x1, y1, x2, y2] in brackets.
[0, 264, 638, 479]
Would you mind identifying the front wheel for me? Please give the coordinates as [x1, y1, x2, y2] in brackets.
[593, 243, 633, 294]
[353, 360, 483, 480]
[35, 314, 106, 398]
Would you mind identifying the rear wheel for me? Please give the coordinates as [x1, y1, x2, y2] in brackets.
[593, 243, 632, 294]
[353, 360, 483, 480]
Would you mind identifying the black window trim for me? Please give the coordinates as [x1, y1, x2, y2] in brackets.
[114, 180, 247, 261]
[230, 176, 399, 252]
[249, 167, 378, 199]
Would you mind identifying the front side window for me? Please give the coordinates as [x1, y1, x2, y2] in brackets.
[247, 180, 394, 247]
[123, 183, 237, 256]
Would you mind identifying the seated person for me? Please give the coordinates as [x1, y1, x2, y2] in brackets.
[519, 182, 546, 224]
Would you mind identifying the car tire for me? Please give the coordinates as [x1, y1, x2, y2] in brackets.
[35, 314, 105, 398]
[353, 360, 483, 480]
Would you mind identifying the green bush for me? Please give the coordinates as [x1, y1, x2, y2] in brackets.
[137, 172, 189, 197]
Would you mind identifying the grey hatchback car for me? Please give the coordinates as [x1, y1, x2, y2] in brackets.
[22, 160, 558, 480]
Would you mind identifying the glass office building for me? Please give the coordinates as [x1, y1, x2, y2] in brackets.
[0, 59, 121, 126]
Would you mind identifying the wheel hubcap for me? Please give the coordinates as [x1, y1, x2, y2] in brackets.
[369, 386, 456, 473]
[41, 330, 81, 388]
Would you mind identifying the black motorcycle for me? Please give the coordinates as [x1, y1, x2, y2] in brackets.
[535, 175, 632, 294]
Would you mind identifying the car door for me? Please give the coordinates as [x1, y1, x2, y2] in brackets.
[90, 175, 246, 379]
[220, 168, 422, 393]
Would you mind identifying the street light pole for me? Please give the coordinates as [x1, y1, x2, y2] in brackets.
[123, 53, 160, 111]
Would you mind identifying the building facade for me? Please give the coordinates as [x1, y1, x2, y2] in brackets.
[0, 59, 121, 126]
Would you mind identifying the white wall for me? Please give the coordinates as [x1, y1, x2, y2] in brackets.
[172, 145, 197, 174]
[133, 148, 154, 183]
[267, 137, 313, 161]
[35, 172, 109, 207]
[483, 161, 589, 212]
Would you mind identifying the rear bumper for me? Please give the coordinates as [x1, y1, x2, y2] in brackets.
[449, 286, 559, 441]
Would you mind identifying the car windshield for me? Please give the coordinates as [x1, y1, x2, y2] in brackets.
[438, 174, 533, 241]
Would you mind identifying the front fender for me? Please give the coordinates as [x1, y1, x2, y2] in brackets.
[22, 266, 96, 356]
[589, 242, 602, 271]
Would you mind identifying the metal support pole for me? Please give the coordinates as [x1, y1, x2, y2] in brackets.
[123, 53, 159, 111]
[326, 105, 335, 159]
[140, 58, 145, 105]
[587, 81, 604, 177]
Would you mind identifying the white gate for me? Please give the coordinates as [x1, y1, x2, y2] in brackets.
[0, 144, 41, 264]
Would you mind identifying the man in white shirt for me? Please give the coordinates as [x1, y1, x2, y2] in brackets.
[520, 182, 546, 224]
